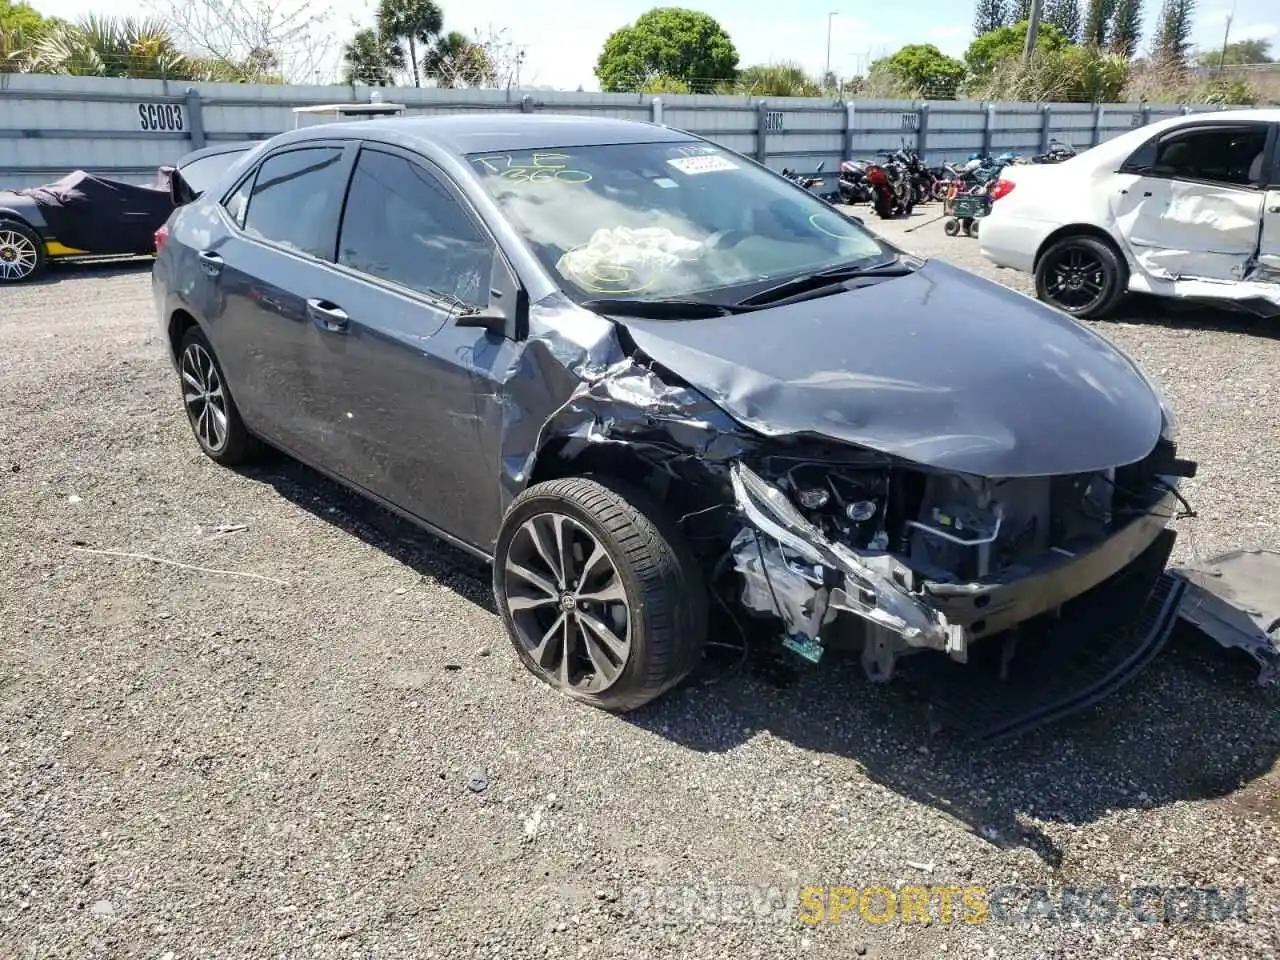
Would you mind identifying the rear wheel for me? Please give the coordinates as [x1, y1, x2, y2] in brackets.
[969, 218, 981, 237]
[0, 219, 45, 284]
[1035, 235, 1127, 319]
[494, 476, 708, 713]
[943, 218, 961, 237]
[177, 326, 260, 465]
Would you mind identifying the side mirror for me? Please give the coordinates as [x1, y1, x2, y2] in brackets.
[455, 306, 508, 336]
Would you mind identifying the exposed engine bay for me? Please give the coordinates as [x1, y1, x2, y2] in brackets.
[728, 439, 1195, 681]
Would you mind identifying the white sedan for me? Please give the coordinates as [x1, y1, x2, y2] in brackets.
[979, 108, 1280, 318]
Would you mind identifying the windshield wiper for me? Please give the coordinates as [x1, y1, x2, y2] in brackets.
[734, 256, 915, 308]
[579, 297, 744, 319]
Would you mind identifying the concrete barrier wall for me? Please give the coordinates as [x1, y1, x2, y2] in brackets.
[0, 73, 1234, 189]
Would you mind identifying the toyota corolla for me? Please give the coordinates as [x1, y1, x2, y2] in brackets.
[152, 114, 1194, 719]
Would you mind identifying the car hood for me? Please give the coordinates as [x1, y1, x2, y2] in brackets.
[0, 190, 39, 216]
[615, 258, 1164, 478]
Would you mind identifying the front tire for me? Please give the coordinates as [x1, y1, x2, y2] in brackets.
[177, 326, 259, 465]
[0, 219, 46, 284]
[494, 476, 709, 713]
[1035, 234, 1128, 319]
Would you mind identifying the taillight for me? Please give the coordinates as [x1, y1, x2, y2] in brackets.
[990, 179, 1016, 201]
[154, 223, 169, 253]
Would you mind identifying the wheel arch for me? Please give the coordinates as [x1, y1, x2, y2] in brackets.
[522, 436, 731, 564]
[166, 308, 200, 362]
[1033, 223, 1128, 273]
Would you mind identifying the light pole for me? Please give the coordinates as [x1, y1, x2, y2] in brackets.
[825, 12, 838, 87]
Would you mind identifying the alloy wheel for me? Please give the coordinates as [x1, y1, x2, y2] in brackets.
[1045, 245, 1106, 311]
[503, 512, 632, 695]
[0, 229, 38, 282]
[180, 342, 229, 453]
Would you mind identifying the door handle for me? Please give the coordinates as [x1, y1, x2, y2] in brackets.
[1269, 205, 1280, 213]
[197, 250, 223, 277]
[306, 298, 349, 333]
[1143, 191, 1152, 197]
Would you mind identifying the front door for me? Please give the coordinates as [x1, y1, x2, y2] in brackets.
[306, 144, 517, 550]
[1109, 121, 1270, 282]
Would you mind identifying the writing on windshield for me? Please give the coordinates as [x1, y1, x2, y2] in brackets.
[472, 153, 592, 184]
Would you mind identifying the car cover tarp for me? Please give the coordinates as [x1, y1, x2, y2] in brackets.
[17, 171, 173, 255]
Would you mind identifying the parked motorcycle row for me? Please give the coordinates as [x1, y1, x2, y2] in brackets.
[783, 139, 1077, 220]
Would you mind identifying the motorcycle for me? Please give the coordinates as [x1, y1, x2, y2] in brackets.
[781, 161, 840, 204]
[1031, 138, 1077, 164]
[837, 159, 873, 204]
[864, 152, 913, 219]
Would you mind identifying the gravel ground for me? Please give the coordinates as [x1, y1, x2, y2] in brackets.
[1, 213, 1278, 960]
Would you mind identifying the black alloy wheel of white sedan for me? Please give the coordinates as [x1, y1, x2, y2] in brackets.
[1035, 235, 1128, 319]
[494, 476, 708, 712]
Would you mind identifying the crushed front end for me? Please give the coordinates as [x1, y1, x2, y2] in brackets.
[728, 438, 1197, 682]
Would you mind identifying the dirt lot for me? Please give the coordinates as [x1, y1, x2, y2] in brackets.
[2, 210, 1279, 959]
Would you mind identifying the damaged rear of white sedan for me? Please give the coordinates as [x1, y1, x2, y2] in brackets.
[153, 114, 1211, 737]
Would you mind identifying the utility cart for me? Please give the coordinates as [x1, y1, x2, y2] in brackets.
[943, 190, 991, 238]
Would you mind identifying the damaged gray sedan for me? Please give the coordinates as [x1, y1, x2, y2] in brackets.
[153, 114, 1196, 713]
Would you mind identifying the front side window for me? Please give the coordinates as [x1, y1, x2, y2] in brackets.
[242, 147, 348, 258]
[1124, 124, 1269, 187]
[337, 148, 493, 306]
[467, 141, 888, 303]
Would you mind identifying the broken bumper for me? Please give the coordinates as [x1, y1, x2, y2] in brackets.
[729, 461, 1181, 672]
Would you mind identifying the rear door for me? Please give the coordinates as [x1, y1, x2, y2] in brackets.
[198, 142, 356, 461]
[1109, 121, 1270, 282]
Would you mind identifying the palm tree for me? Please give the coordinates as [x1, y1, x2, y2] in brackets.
[375, 0, 441, 87]
[342, 27, 404, 86]
[32, 15, 190, 78]
[0, 26, 33, 73]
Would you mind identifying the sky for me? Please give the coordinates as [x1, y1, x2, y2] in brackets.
[26, 0, 1280, 90]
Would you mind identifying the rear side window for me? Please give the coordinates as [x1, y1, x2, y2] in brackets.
[337, 148, 493, 306]
[178, 149, 250, 198]
[242, 147, 348, 258]
[1121, 123, 1270, 187]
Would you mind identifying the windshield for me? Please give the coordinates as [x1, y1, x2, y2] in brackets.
[467, 141, 887, 302]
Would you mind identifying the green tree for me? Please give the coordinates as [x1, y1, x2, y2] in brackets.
[342, 27, 404, 85]
[736, 62, 820, 96]
[872, 43, 966, 98]
[376, 0, 442, 87]
[1108, 0, 1143, 57]
[1082, 0, 1117, 46]
[1197, 38, 1272, 67]
[965, 20, 1069, 77]
[0, 0, 46, 34]
[595, 7, 738, 93]
[422, 30, 493, 87]
[973, 0, 1008, 37]
[1044, 0, 1082, 43]
[1153, 0, 1195, 67]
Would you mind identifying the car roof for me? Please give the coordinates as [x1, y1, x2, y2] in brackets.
[276, 113, 697, 155]
[177, 141, 260, 166]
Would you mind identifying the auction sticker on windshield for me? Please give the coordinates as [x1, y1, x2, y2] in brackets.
[667, 155, 739, 175]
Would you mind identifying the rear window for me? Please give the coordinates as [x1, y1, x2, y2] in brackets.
[178, 149, 252, 198]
